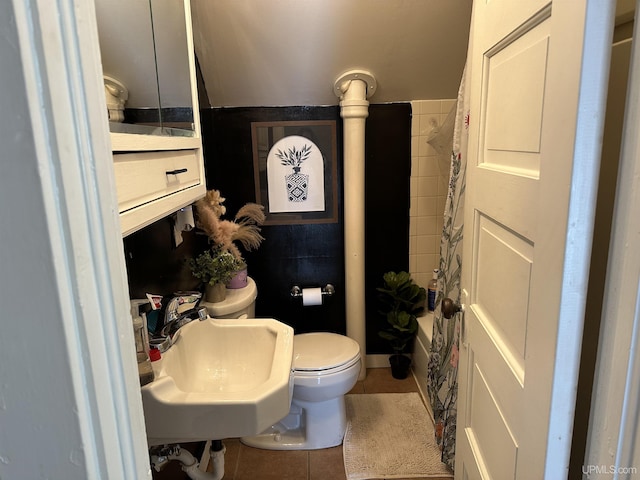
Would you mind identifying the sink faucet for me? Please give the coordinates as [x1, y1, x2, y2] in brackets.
[160, 306, 208, 338]
[157, 291, 207, 339]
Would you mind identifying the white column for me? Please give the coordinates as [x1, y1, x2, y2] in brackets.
[335, 70, 376, 380]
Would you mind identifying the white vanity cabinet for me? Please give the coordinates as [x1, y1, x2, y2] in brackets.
[113, 147, 204, 236]
[96, 0, 206, 236]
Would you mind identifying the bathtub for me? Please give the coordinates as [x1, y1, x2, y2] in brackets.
[412, 312, 434, 417]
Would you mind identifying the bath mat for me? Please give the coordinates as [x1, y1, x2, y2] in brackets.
[343, 393, 453, 479]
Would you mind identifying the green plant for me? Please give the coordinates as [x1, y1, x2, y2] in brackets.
[189, 248, 245, 286]
[377, 271, 427, 354]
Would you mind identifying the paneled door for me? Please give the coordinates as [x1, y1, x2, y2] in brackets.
[455, 1, 613, 478]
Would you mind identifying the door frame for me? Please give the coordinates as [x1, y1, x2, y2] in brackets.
[7, 0, 151, 477]
[586, 5, 640, 472]
[542, 0, 615, 475]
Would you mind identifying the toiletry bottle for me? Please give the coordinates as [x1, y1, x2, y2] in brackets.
[131, 303, 154, 386]
[428, 269, 439, 312]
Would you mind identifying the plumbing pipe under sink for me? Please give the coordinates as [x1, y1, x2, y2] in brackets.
[150, 443, 225, 480]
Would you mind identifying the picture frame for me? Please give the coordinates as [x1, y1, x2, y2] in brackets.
[251, 120, 338, 225]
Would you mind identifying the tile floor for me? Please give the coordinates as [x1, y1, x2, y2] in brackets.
[153, 368, 453, 480]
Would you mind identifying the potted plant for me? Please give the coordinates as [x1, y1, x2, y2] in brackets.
[227, 259, 248, 289]
[189, 248, 245, 303]
[377, 271, 427, 379]
[195, 189, 266, 260]
[190, 190, 265, 294]
[192, 189, 266, 293]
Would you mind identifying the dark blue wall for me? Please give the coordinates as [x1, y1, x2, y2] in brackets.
[124, 104, 411, 354]
[201, 105, 411, 353]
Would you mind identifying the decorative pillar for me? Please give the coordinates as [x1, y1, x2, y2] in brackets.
[334, 70, 376, 380]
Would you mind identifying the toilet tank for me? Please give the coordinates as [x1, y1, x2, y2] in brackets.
[202, 277, 257, 319]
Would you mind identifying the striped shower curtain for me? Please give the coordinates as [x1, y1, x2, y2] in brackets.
[427, 66, 469, 471]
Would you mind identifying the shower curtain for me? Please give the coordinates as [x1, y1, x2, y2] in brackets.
[427, 66, 469, 471]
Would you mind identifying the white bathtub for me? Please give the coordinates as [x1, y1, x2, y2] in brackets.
[412, 312, 434, 417]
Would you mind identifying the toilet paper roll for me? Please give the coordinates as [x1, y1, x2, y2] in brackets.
[302, 287, 323, 306]
[175, 205, 195, 232]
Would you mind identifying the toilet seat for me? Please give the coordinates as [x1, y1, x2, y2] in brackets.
[293, 333, 360, 375]
[294, 355, 361, 377]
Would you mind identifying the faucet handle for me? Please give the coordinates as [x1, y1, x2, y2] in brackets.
[196, 306, 208, 320]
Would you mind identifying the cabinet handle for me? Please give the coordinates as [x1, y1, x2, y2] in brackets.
[166, 168, 188, 175]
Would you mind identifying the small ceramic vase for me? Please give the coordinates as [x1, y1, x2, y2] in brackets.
[205, 282, 226, 303]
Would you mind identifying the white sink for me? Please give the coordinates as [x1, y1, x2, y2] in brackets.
[141, 317, 294, 446]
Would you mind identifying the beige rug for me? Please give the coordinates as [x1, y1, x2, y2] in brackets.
[343, 393, 453, 479]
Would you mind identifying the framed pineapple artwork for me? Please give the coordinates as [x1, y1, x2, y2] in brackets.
[251, 120, 338, 225]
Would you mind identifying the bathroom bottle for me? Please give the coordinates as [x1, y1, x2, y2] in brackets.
[427, 269, 439, 312]
[131, 303, 154, 386]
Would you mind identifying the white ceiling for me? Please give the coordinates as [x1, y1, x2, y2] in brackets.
[191, 0, 473, 107]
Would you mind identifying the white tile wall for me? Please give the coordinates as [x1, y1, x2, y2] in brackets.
[409, 99, 456, 289]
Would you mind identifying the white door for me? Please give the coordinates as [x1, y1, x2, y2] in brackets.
[455, 1, 614, 479]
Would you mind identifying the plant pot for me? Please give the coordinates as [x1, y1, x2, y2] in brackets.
[389, 354, 412, 379]
[227, 267, 248, 289]
[205, 282, 226, 303]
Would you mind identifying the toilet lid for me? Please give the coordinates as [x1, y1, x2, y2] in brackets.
[293, 332, 360, 371]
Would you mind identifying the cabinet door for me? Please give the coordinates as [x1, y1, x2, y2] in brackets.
[114, 150, 205, 236]
[96, 0, 197, 138]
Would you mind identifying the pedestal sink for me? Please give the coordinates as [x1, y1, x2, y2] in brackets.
[141, 317, 294, 446]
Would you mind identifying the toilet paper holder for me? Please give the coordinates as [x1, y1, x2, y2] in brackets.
[291, 284, 335, 298]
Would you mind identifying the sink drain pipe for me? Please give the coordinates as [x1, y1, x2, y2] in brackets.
[150, 442, 226, 480]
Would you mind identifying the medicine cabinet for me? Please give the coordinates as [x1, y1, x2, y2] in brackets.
[95, 0, 206, 236]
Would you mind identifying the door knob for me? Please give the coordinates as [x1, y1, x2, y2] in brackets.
[442, 297, 462, 319]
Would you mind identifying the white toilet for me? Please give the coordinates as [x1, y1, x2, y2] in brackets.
[202, 277, 257, 318]
[203, 278, 361, 450]
[242, 332, 361, 450]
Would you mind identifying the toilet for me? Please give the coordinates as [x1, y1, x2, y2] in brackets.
[242, 332, 361, 450]
[203, 278, 361, 450]
[202, 276, 257, 319]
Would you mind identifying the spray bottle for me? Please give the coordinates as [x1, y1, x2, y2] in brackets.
[427, 269, 439, 312]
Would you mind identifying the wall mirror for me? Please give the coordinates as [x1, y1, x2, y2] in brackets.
[95, 0, 195, 137]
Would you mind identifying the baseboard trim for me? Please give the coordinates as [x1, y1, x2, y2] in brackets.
[366, 353, 394, 368]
